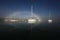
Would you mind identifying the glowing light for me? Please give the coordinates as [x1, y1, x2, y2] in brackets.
[9, 19, 18, 22]
[5, 11, 41, 24]
[48, 19, 52, 23]
[28, 19, 36, 23]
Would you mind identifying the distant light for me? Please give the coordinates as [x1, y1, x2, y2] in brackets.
[48, 19, 52, 23]
[9, 19, 18, 22]
[28, 19, 36, 23]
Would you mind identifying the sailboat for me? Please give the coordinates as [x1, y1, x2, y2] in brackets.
[48, 12, 53, 23]
[27, 5, 37, 23]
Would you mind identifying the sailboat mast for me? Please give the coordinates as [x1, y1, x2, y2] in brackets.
[49, 12, 51, 19]
[31, 5, 33, 17]
[49, 12, 52, 20]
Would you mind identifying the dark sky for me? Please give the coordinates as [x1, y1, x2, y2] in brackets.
[0, 0, 60, 22]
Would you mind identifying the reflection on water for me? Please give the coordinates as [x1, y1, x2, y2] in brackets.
[0, 22, 60, 40]
[0, 22, 60, 32]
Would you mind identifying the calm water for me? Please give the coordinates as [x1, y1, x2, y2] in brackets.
[0, 22, 60, 40]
